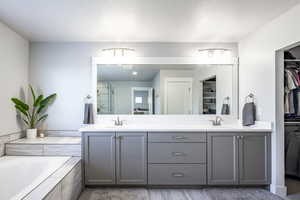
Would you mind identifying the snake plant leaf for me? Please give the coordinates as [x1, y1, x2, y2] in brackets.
[40, 94, 57, 106]
[38, 114, 48, 122]
[34, 95, 44, 107]
[29, 85, 36, 102]
[15, 105, 28, 117]
[11, 98, 29, 111]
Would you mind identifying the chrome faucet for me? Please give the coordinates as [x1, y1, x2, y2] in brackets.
[114, 116, 124, 126]
[210, 116, 223, 126]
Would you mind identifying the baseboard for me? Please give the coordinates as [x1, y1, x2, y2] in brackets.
[270, 184, 287, 197]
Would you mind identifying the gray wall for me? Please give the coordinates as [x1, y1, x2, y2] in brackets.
[0, 21, 29, 136]
[110, 81, 152, 114]
[29, 42, 238, 130]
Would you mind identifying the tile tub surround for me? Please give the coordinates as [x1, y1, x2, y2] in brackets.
[45, 130, 81, 137]
[79, 188, 283, 200]
[0, 131, 25, 156]
[5, 137, 81, 156]
[23, 157, 82, 200]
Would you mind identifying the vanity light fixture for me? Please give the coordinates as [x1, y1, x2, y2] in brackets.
[101, 48, 135, 57]
[198, 48, 232, 64]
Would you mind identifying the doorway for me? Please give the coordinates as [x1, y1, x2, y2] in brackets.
[202, 76, 217, 114]
[131, 87, 153, 115]
[277, 44, 300, 199]
[164, 78, 193, 114]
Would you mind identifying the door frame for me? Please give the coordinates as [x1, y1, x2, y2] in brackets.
[164, 77, 193, 114]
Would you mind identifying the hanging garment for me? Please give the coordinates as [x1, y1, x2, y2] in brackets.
[285, 69, 298, 90]
[284, 68, 300, 115]
[289, 91, 295, 114]
[285, 88, 290, 114]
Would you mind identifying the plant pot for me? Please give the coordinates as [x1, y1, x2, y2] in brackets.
[26, 129, 37, 139]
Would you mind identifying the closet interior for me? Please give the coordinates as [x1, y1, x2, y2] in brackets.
[284, 45, 300, 197]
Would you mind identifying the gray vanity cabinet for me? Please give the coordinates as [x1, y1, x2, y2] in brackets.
[83, 132, 147, 185]
[208, 132, 270, 185]
[238, 133, 270, 185]
[116, 132, 147, 185]
[207, 133, 239, 185]
[84, 132, 116, 185]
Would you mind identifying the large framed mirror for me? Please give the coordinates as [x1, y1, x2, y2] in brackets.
[92, 57, 238, 117]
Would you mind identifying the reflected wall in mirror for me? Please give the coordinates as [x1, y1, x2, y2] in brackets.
[97, 64, 235, 115]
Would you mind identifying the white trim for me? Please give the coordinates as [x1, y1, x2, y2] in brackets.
[270, 184, 287, 198]
[164, 77, 193, 114]
[92, 56, 235, 65]
[91, 60, 98, 119]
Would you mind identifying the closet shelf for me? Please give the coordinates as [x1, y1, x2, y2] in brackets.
[284, 59, 300, 62]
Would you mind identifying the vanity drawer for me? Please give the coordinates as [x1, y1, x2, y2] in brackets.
[148, 132, 206, 143]
[148, 143, 206, 163]
[148, 164, 206, 185]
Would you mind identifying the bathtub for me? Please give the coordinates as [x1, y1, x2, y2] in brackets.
[0, 156, 71, 200]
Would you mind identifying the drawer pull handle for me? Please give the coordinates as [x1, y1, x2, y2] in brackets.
[173, 136, 186, 140]
[172, 152, 185, 156]
[172, 172, 184, 177]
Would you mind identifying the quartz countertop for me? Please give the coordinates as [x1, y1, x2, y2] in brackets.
[8, 137, 81, 144]
[79, 121, 272, 133]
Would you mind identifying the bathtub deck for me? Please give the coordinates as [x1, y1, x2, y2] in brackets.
[23, 157, 82, 200]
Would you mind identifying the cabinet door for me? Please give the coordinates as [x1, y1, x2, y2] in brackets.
[84, 132, 116, 185]
[239, 133, 270, 185]
[116, 132, 147, 185]
[208, 133, 239, 185]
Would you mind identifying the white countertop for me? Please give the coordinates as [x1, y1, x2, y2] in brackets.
[8, 137, 81, 144]
[79, 121, 272, 133]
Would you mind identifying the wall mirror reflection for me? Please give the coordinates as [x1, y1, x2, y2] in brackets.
[97, 64, 236, 115]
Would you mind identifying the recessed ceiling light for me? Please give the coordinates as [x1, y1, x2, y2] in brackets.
[132, 71, 138, 76]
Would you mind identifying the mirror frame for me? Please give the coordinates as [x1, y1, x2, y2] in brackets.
[91, 56, 239, 119]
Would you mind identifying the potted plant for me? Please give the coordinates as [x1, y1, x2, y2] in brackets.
[11, 85, 56, 139]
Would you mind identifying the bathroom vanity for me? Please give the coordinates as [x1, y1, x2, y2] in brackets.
[80, 122, 271, 187]
[81, 57, 271, 187]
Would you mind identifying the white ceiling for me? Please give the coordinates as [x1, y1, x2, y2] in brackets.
[0, 0, 299, 42]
